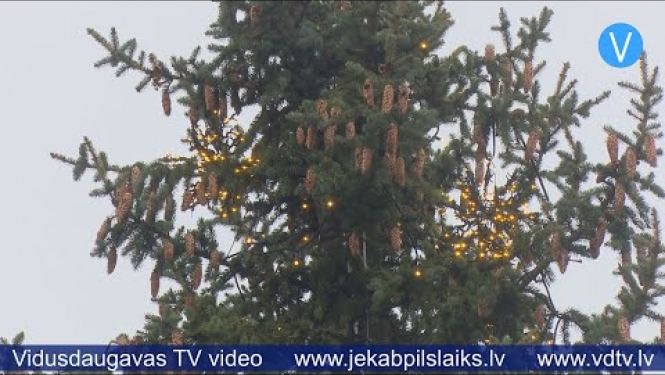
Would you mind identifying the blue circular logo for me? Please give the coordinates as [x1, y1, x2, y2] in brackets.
[598, 23, 643, 68]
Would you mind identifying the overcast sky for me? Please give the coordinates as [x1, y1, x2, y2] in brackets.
[1, 1, 664, 344]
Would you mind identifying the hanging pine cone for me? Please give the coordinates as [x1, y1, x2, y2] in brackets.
[525, 130, 540, 161]
[398, 85, 410, 114]
[164, 194, 175, 219]
[607, 133, 619, 165]
[363, 79, 375, 108]
[316, 99, 328, 120]
[196, 180, 207, 205]
[395, 157, 406, 187]
[523, 59, 533, 92]
[150, 269, 160, 299]
[306, 125, 316, 150]
[614, 182, 626, 213]
[502, 58, 513, 85]
[557, 248, 569, 274]
[159, 302, 168, 319]
[592, 218, 606, 259]
[414, 148, 426, 179]
[385, 153, 397, 180]
[346, 121, 355, 138]
[386, 123, 398, 155]
[381, 85, 394, 114]
[115, 192, 133, 224]
[625, 148, 637, 179]
[107, 246, 117, 274]
[305, 167, 316, 194]
[219, 94, 228, 120]
[204, 85, 217, 112]
[185, 231, 196, 257]
[324, 125, 336, 150]
[389, 225, 402, 251]
[162, 91, 171, 116]
[475, 158, 485, 187]
[535, 305, 546, 329]
[171, 329, 184, 345]
[620, 248, 631, 267]
[484, 44, 495, 65]
[645, 134, 657, 167]
[145, 190, 157, 224]
[360, 147, 373, 176]
[250, 5, 261, 25]
[618, 316, 631, 342]
[164, 239, 174, 263]
[210, 249, 221, 271]
[296, 126, 305, 146]
[637, 246, 647, 263]
[354, 146, 362, 172]
[181, 189, 194, 211]
[185, 292, 196, 311]
[96, 217, 111, 243]
[192, 260, 202, 290]
[188, 106, 199, 125]
[549, 232, 561, 260]
[207, 174, 218, 203]
[589, 238, 600, 260]
[349, 232, 361, 256]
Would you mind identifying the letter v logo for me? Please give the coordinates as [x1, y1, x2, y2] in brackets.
[599, 23, 643, 68]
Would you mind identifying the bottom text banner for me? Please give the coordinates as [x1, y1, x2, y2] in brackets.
[2, 344, 665, 372]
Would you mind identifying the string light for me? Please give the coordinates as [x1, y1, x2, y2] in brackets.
[414, 269, 422, 278]
[293, 259, 300, 267]
[419, 41, 428, 50]
[326, 199, 334, 209]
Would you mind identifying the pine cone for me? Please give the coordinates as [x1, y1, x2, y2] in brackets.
[523, 59, 533, 92]
[96, 217, 111, 243]
[389, 225, 402, 251]
[306, 125, 316, 150]
[204, 85, 217, 112]
[363, 79, 374, 108]
[381, 85, 394, 114]
[159, 302, 168, 319]
[185, 231, 196, 257]
[589, 238, 600, 260]
[181, 189, 194, 211]
[210, 249, 221, 271]
[607, 133, 619, 165]
[395, 157, 406, 187]
[637, 246, 647, 263]
[490, 75, 499, 97]
[162, 91, 171, 116]
[557, 248, 569, 274]
[414, 148, 426, 179]
[386, 123, 398, 155]
[250, 5, 261, 25]
[188, 106, 199, 125]
[549, 232, 561, 260]
[145, 190, 157, 224]
[164, 240, 174, 263]
[305, 167, 316, 194]
[535, 305, 546, 329]
[171, 329, 184, 345]
[164, 194, 175, 219]
[484, 44, 495, 65]
[346, 121, 356, 138]
[620, 248, 631, 267]
[196, 180, 207, 205]
[354, 146, 362, 172]
[385, 153, 396, 180]
[296, 126, 305, 146]
[592, 218, 606, 259]
[398, 85, 410, 114]
[219, 94, 228, 121]
[192, 260, 203, 290]
[525, 130, 540, 161]
[618, 316, 631, 342]
[316, 99, 328, 120]
[324, 125, 336, 150]
[107, 246, 118, 274]
[475, 158, 485, 187]
[614, 182, 626, 213]
[150, 269, 160, 299]
[645, 134, 657, 167]
[502, 58, 513, 85]
[360, 147, 373, 176]
[185, 292, 196, 311]
[625, 148, 637, 179]
[207, 174, 219, 203]
[349, 232, 361, 256]
[115, 192, 133, 224]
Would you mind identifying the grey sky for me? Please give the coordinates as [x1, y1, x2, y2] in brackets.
[1, 1, 663, 344]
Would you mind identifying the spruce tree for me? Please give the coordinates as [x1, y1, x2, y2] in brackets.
[51, 0, 665, 356]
